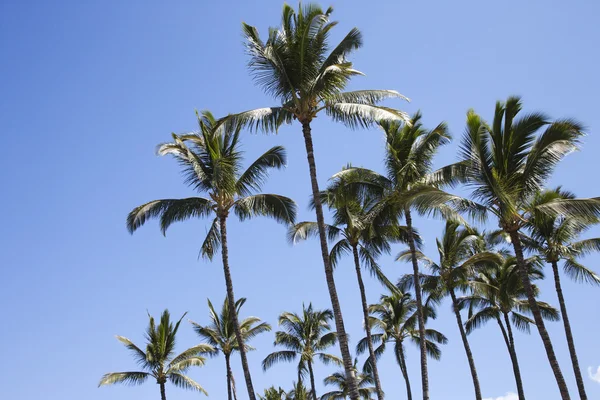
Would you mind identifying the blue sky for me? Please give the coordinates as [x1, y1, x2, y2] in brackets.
[1, 1, 599, 399]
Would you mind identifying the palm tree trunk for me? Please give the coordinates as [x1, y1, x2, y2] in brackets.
[397, 343, 412, 400]
[301, 121, 360, 400]
[219, 214, 257, 400]
[508, 231, 570, 400]
[308, 360, 317, 400]
[231, 373, 238, 400]
[551, 260, 587, 400]
[449, 288, 482, 400]
[404, 209, 429, 400]
[225, 353, 233, 400]
[160, 382, 167, 400]
[352, 244, 384, 400]
[500, 313, 526, 400]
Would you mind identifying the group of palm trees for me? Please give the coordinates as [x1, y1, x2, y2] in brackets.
[98, 3, 600, 400]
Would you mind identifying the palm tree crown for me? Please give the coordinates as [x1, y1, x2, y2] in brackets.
[321, 359, 375, 400]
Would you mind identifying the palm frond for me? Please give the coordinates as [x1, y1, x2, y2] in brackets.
[234, 194, 297, 224]
[169, 372, 208, 396]
[98, 372, 150, 387]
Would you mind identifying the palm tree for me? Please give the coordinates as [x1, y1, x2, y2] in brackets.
[190, 297, 272, 400]
[397, 222, 502, 400]
[225, 5, 410, 397]
[263, 304, 343, 400]
[357, 291, 447, 400]
[451, 96, 600, 399]
[127, 111, 297, 400]
[289, 170, 406, 400]
[260, 386, 289, 400]
[458, 255, 560, 400]
[98, 310, 214, 400]
[522, 187, 600, 399]
[321, 359, 375, 400]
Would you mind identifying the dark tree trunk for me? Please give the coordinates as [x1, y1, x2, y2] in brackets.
[225, 353, 233, 400]
[449, 288, 482, 400]
[301, 121, 360, 400]
[397, 343, 412, 400]
[219, 215, 257, 400]
[500, 313, 526, 400]
[551, 260, 587, 400]
[508, 231, 570, 400]
[160, 382, 167, 400]
[308, 360, 317, 400]
[404, 209, 429, 400]
[352, 244, 385, 400]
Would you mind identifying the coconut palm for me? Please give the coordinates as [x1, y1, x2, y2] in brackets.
[191, 297, 272, 400]
[357, 291, 447, 400]
[126, 111, 297, 400]
[397, 222, 503, 400]
[225, 5, 410, 397]
[321, 359, 376, 400]
[522, 187, 600, 399]
[458, 255, 559, 400]
[450, 96, 600, 399]
[263, 304, 343, 400]
[98, 310, 214, 400]
[260, 386, 289, 400]
[289, 170, 408, 400]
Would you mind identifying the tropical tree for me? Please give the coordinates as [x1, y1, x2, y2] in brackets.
[289, 170, 407, 400]
[450, 96, 600, 399]
[522, 187, 600, 399]
[98, 310, 214, 400]
[397, 222, 502, 400]
[321, 359, 376, 400]
[191, 297, 272, 400]
[126, 111, 297, 400]
[458, 255, 559, 400]
[224, 5, 410, 397]
[357, 291, 447, 400]
[263, 304, 343, 400]
[259, 386, 288, 400]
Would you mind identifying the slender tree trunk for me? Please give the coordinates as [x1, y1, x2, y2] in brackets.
[508, 231, 570, 400]
[308, 360, 317, 400]
[449, 288, 482, 400]
[551, 260, 587, 400]
[231, 372, 238, 400]
[160, 382, 167, 400]
[500, 313, 526, 400]
[352, 244, 384, 400]
[397, 343, 412, 400]
[219, 215, 257, 400]
[225, 353, 233, 400]
[301, 121, 360, 400]
[404, 209, 429, 400]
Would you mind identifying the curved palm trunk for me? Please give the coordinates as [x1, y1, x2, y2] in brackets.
[404, 209, 429, 400]
[352, 244, 384, 400]
[301, 121, 360, 400]
[499, 313, 526, 400]
[508, 231, 570, 400]
[397, 342, 412, 400]
[219, 215, 257, 400]
[225, 353, 233, 400]
[449, 288, 482, 400]
[551, 260, 587, 400]
[160, 382, 167, 400]
[308, 360, 317, 400]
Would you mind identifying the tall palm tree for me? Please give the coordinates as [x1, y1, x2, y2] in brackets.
[99, 310, 214, 400]
[321, 359, 376, 400]
[225, 5, 410, 397]
[357, 291, 447, 400]
[263, 304, 343, 400]
[127, 111, 297, 400]
[190, 297, 272, 400]
[451, 96, 600, 399]
[458, 255, 560, 400]
[522, 187, 600, 399]
[397, 222, 502, 400]
[289, 171, 407, 400]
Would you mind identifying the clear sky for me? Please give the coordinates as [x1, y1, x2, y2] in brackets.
[1, 1, 599, 400]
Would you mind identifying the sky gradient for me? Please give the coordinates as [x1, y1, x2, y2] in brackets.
[1, 1, 599, 400]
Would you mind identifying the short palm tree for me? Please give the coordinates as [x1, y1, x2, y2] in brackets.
[263, 303, 343, 400]
[225, 5, 410, 397]
[321, 359, 375, 400]
[191, 297, 272, 400]
[451, 96, 600, 399]
[127, 111, 297, 400]
[523, 187, 600, 399]
[357, 291, 447, 400]
[99, 310, 214, 400]
[260, 386, 289, 400]
[458, 255, 559, 400]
